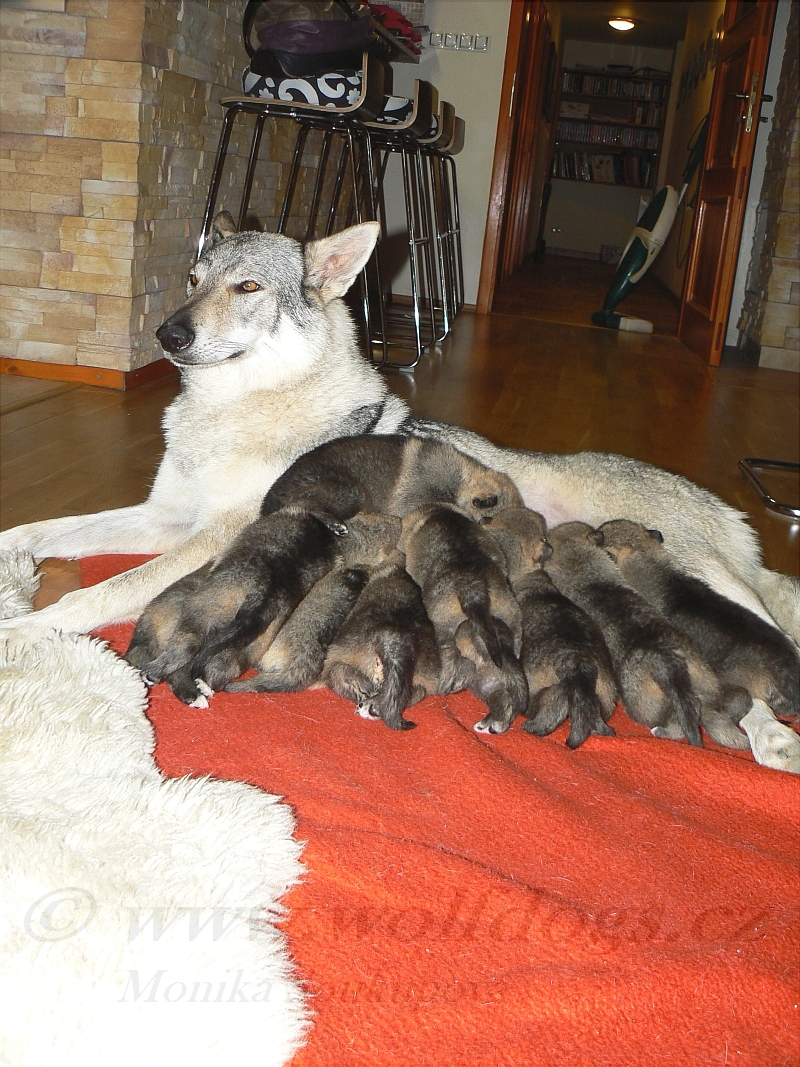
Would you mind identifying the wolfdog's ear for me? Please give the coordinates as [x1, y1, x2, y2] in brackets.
[304, 222, 380, 303]
[209, 211, 238, 246]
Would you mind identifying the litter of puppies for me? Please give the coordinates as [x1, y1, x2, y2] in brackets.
[126, 436, 799, 748]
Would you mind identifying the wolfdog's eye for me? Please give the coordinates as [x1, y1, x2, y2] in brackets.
[239, 280, 261, 293]
[188, 273, 198, 287]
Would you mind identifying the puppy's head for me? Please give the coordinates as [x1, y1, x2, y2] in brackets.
[596, 519, 664, 564]
[156, 216, 379, 373]
[482, 506, 551, 580]
[340, 512, 402, 568]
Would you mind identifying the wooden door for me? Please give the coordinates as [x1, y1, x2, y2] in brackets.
[679, 0, 776, 364]
[476, 0, 549, 314]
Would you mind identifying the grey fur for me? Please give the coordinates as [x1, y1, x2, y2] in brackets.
[321, 550, 441, 731]
[485, 507, 618, 748]
[599, 518, 799, 729]
[261, 433, 523, 524]
[227, 513, 402, 695]
[400, 503, 528, 734]
[544, 522, 711, 747]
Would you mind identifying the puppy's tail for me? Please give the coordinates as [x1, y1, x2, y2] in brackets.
[652, 653, 704, 748]
[524, 668, 616, 749]
[373, 631, 417, 730]
[460, 595, 504, 669]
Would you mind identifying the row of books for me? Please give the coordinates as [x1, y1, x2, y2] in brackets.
[557, 120, 660, 149]
[552, 149, 656, 188]
[634, 101, 662, 126]
[562, 72, 668, 100]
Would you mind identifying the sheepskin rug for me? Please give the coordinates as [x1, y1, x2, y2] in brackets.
[0, 551, 308, 1067]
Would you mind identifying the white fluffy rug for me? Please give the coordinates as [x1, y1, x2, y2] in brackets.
[0, 552, 309, 1067]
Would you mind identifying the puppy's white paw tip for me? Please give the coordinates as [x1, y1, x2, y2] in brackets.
[189, 695, 209, 710]
[195, 679, 214, 698]
[356, 703, 379, 720]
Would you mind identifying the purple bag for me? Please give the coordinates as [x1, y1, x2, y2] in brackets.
[244, 1, 376, 78]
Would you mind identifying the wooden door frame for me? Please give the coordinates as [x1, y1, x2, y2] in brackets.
[476, 0, 547, 315]
[678, 0, 777, 364]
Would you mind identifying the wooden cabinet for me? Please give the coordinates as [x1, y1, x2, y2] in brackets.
[551, 68, 670, 190]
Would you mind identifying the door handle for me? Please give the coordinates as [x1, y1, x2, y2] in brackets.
[744, 72, 760, 133]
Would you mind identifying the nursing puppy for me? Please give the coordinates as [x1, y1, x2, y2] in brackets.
[544, 522, 708, 747]
[485, 507, 618, 748]
[321, 549, 442, 730]
[400, 503, 527, 734]
[227, 514, 403, 695]
[599, 519, 800, 726]
[126, 510, 388, 705]
[260, 434, 523, 524]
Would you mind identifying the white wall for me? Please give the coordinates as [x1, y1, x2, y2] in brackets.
[383, 0, 512, 304]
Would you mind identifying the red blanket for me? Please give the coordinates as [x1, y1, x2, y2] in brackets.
[83, 555, 799, 1067]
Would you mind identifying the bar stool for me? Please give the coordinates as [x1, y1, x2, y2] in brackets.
[364, 79, 439, 370]
[197, 52, 386, 346]
[436, 116, 466, 319]
[418, 101, 456, 342]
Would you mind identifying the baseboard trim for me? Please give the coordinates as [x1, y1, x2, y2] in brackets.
[0, 357, 178, 391]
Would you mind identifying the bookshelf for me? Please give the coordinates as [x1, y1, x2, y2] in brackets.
[551, 68, 670, 190]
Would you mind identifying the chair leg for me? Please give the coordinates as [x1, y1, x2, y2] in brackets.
[198, 104, 243, 258]
[277, 122, 311, 234]
[238, 111, 267, 232]
[306, 128, 333, 241]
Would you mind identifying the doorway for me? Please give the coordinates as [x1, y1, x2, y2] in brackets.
[482, 2, 700, 338]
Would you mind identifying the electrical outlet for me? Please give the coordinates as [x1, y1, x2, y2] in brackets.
[429, 31, 491, 52]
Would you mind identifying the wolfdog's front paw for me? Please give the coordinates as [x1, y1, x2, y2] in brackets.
[741, 701, 800, 774]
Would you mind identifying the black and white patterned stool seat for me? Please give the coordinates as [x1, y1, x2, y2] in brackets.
[241, 66, 413, 124]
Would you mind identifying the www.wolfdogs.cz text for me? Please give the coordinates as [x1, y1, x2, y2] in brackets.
[1, 218, 797, 770]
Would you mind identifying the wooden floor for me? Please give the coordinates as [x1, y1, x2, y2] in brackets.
[1, 304, 798, 612]
[493, 253, 682, 336]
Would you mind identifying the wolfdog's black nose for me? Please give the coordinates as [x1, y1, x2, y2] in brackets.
[156, 319, 194, 353]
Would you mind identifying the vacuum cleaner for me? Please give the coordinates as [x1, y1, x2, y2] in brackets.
[591, 114, 708, 334]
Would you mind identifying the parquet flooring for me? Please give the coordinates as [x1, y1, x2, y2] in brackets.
[493, 253, 682, 336]
[1, 305, 797, 615]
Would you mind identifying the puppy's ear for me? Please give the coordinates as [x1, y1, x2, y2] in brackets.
[647, 528, 664, 544]
[588, 528, 605, 546]
[304, 222, 380, 303]
[209, 210, 238, 246]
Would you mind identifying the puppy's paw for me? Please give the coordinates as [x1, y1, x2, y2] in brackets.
[189, 694, 209, 710]
[195, 678, 214, 699]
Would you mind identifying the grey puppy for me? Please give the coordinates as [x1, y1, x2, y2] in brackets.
[227, 514, 403, 695]
[485, 507, 618, 748]
[544, 522, 708, 747]
[400, 503, 528, 734]
[260, 433, 523, 524]
[599, 519, 799, 730]
[321, 549, 442, 731]
[126, 510, 389, 705]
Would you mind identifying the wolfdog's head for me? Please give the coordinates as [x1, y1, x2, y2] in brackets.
[156, 213, 379, 370]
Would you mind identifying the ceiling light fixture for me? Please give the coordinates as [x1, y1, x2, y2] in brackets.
[608, 18, 635, 31]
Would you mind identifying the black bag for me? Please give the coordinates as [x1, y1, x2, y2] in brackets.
[243, 1, 382, 79]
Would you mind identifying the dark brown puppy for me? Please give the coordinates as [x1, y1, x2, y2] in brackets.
[400, 503, 527, 734]
[126, 509, 386, 705]
[544, 522, 707, 747]
[227, 514, 403, 696]
[486, 507, 618, 748]
[599, 518, 799, 729]
[320, 549, 442, 730]
[260, 434, 523, 524]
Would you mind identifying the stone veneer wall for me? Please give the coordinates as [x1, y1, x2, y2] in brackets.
[0, 0, 315, 374]
[738, 0, 800, 372]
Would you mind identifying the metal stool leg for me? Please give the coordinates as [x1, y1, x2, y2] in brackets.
[238, 111, 267, 232]
[739, 459, 800, 519]
[198, 103, 244, 257]
[277, 122, 311, 234]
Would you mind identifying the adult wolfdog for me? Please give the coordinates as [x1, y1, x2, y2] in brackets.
[1, 218, 797, 769]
